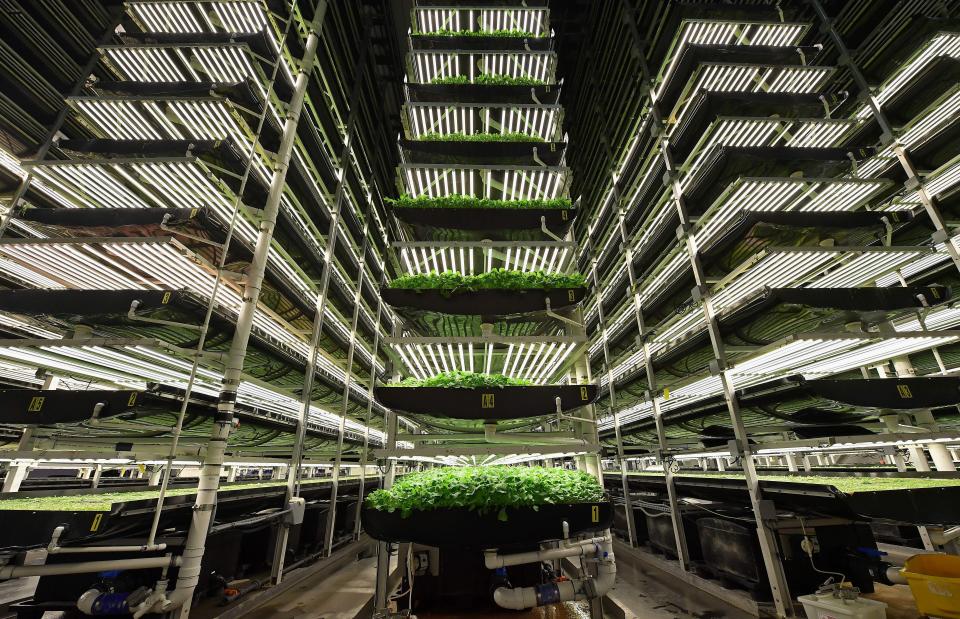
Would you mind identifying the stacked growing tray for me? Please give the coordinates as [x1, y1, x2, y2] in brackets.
[367, 1, 608, 547]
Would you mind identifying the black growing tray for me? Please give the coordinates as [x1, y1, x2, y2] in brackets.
[362, 501, 612, 548]
[393, 206, 576, 232]
[382, 287, 587, 315]
[374, 384, 598, 419]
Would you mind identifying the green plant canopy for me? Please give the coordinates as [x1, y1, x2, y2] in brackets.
[430, 74, 547, 86]
[624, 471, 960, 494]
[388, 269, 587, 291]
[0, 477, 356, 512]
[386, 195, 572, 210]
[391, 371, 533, 388]
[424, 28, 539, 38]
[417, 131, 543, 143]
[365, 466, 604, 518]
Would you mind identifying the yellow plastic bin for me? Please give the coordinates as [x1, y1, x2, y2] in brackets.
[902, 554, 960, 618]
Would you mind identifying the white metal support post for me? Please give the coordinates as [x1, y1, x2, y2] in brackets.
[166, 3, 329, 615]
[589, 253, 638, 546]
[354, 290, 386, 540]
[374, 325, 402, 614]
[270, 24, 369, 582]
[614, 0, 692, 575]
[323, 191, 376, 557]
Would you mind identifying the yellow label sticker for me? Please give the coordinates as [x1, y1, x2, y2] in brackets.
[128, 392, 138, 406]
[580, 386, 589, 401]
[561, 210, 568, 221]
[591, 505, 599, 523]
[932, 288, 942, 300]
[161, 291, 172, 304]
[663, 388, 670, 400]
[568, 289, 575, 302]
[897, 384, 913, 398]
[481, 393, 495, 409]
[27, 396, 44, 412]
[90, 513, 103, 532]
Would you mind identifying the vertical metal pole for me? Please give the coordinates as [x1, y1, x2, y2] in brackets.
[589, 255, 638, 546]
[324, 213, 375, 556]
[355, 293, 385, 540]
[168, 4, 328, 615]
[271, 28, 371, 580]
[375, 320, 402, 613]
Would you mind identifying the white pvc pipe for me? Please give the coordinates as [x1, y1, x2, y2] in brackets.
[492, 540, 616, 610]
[0, 555, 180, 579]
[484, 535, 609, 569]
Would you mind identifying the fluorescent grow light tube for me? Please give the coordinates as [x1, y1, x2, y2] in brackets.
[127, 0, 269, 35]
[396, 240, 573, 275]
[401, 164, 568, 201]
[411, 51, 556, 84]
[855, 32, 960, 119]
[406, 103, 563, 141]
[413, 6, 550, 37]
[653, 20, 810, 101]
[387, 339, 578, 384]
[0, 238, 373, 399]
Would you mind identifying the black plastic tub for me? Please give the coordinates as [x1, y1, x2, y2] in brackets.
[696, 517, 764, 588]
[382, 287, 587, 315]
[374, 384, 598, 419]
[362, 501, 612, 548]
[393, 205, 577, 232]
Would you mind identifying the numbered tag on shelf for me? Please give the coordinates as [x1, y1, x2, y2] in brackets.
[481, 393, 495, 409]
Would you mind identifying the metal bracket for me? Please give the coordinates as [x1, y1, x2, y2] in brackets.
[127, 300, 204, 331]
[545, 297, 582, 328]
[540, 216, 563, 242]
[532, 147, 547, 168]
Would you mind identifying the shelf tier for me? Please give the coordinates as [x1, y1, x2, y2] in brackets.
[373, 384, 598, 420]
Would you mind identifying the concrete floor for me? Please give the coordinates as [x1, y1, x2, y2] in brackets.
[247, 555, 386, 619]
[243, 553, 759, 619]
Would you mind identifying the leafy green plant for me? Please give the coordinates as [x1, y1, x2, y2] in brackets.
[418, 131, 542, 143]
[0, 477, 356, 512]
[386, 195, 572, 211]
[429, 74, 547, 86]
[366, 466, 604, 518]
[391, 371, 532, 388]
[426, 28, 540, 38]
[389, 269, 587, 292]
[625, 471, 960, 494]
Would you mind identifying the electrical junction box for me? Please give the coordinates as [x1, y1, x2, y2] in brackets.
[285, 497, 306, 525]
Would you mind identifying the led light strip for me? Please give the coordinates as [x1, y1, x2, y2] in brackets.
[127, 0, 268, 35]
[0, 239, 375, 401]
[411, 51, 556, 84]
[599, 332, 960, 430]
[413, 7, 550, 36]
[653, 20, 809, 101]
[391, 341, 577, 384]
[401, 165, 568, 200]
[855, 32, 960, 119]
[397, 242, 572, 275]
[406, 103, 562, 141]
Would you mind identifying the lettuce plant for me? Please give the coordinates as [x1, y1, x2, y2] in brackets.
[386, 195, 572, 210]
[388, 269, 587, 291]
[426, 28, 539, 38]
[417, 131, 542, 143]
[390, 371, 532, 388]
[430, 74, 547, 86]
[366, 466, 604, 518]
